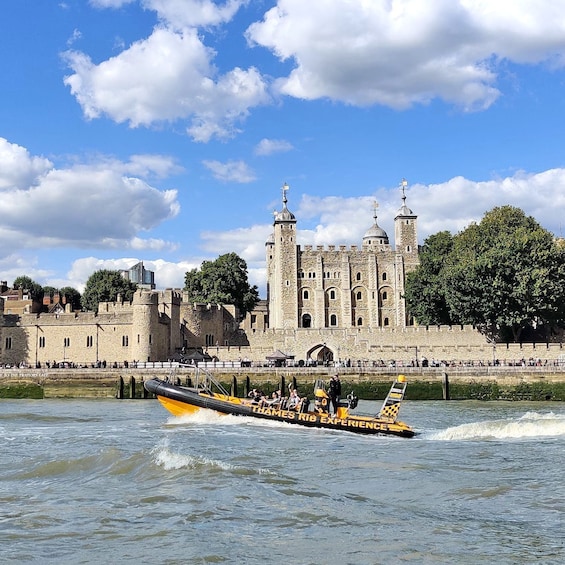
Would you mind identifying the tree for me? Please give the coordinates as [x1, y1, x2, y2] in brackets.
[406, 206, 565, 342]
[60, 286, 82, 311]
[12, 276, 43, 300]
[405, 231, 455, 325]
[184, 252, 259, 318]
[81, 270, 137, 312]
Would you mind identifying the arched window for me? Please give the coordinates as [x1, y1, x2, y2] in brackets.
[330, 314, 337, 326]
[384, 317, 390, 326]
[357, 317, 363, 326]
[382, 272, 387, 281]
[303, 289, 309, 300]
[302, 313, 312, 328]
[382, 291, 387, 300]
[356, 272, 362, 281]
[356, 291, 362, 300]
[329, 290, 336, 300]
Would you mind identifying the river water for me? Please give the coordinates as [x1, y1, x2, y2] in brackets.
[1, 397, 564, 564]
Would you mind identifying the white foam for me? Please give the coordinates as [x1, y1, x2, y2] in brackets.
[152, 439, 238, 471]
[427, 411, 565, 441]
[166, 409, 295, 431]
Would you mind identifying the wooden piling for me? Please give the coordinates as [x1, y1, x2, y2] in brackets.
[231, 376, 237, 397]
[129, 376, 136, 399]
[442, 372, 450, 400]
[117, 376, 124, 399]
[244, 375, 250, 397]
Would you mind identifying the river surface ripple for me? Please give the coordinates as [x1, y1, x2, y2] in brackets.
[1, 399, 564, 564]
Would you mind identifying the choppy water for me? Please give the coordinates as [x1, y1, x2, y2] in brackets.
[1, 398, 564, 564]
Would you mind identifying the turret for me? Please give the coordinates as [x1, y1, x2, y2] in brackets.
[268, 182, 299, 329]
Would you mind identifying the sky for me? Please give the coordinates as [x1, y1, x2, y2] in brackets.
[2, 0, 565, 299]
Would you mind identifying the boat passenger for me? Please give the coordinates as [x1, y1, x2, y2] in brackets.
[287, 388, 302, 410]
[263, 391, 281, 407]
[248, 389, 265, 404]
[328, 374, 342, 415]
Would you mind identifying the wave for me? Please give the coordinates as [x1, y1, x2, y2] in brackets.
[427, 411, 565, 441]
[5, 447, 148, 481]
[151, 439, 273, 475]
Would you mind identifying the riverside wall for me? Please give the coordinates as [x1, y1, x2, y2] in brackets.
[2, 365, 565, 400]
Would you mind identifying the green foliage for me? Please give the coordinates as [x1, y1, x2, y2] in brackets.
[405, 231, 455, 325]
[184, 252, 260, 318]
[406, 206, 565, 341]
[12, 276, 43, 299]
[81, 270, 137, 312]
[43, 286, 57, 298]
[0, 382, 44, 399]
[59, 286, 82, 310]
[42, 285, 81, 310]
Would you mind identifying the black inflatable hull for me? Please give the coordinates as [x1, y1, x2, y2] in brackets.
[144, 378, 415, 438]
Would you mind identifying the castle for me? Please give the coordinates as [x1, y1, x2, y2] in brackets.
[2, 181, 551, 368]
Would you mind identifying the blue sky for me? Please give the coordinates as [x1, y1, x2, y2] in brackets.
[2, 0, 565, 299]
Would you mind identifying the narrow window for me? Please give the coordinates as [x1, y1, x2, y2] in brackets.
[357, 291, 362, 300]
[357, 317, 363, 326]
[356, 272, 361, 281]
[384, 317, 390, 326]
[303, 290, 309, 300]
[122, 335, 129, 347]
[330, 290, 336, 300]
[5, 337, 12, 349]
[382, 291, 388, 300]
[330, 314, 337, 326]
[382, 272, 387, 281]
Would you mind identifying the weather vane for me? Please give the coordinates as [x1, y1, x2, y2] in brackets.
[282, 182, 289, 203]
[400, 178, 408, 199]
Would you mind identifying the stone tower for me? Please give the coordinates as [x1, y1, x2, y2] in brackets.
[131, 289, 159, 362]
[267, 183, 298, 329]
[394, 179, 420, 325]
[266, 179, 419, 332]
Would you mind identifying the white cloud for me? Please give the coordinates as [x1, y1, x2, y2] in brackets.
[0, 138, 53, 190]
[89, 0, 135, 8]
[63, 21, 269, 142]
[64, 0, 565, 144]
[0, 138, 180, 259]
[202, 159, 256, 183]
[247, 0, 565, 111]
[144, 0, 247, 29]
[254, 138, 294, 156]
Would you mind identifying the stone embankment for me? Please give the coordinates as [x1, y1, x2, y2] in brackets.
[1, 365, 565, 400]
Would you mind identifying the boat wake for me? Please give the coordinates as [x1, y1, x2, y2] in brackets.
[426, 411, 565, 441]
[166, 409, 298, 431]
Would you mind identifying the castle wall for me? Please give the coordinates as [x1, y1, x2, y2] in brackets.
[222, 325, 565, 367]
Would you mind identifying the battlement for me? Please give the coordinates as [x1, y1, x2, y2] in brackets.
[299, 243, 393, 255]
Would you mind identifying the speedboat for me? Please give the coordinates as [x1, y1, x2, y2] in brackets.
[144, 371, 415, 438]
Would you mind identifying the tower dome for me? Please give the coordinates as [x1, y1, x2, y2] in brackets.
[274, 182, 295, 222]
[363, 201, 389, 246]
[396, 178, 414, 217]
